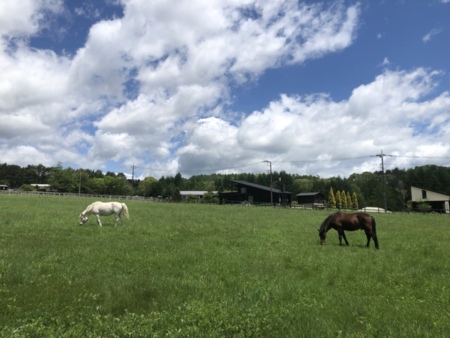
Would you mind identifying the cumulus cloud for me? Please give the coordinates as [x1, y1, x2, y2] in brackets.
[180, 68, 450, 177]
[0, 0, 63, 39]
[1, 0, 449, 178]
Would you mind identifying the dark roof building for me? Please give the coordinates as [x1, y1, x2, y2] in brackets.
[219, 179, 293, 205]
[296, 192, 325, 209]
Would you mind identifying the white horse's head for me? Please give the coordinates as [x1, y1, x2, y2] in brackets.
[79, 213, 89, 225]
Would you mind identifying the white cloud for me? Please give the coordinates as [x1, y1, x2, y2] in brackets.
[178, 68, 450, 178]
[380, 57, 390, 66]
[0, 0, 63, 39]
[0, 145, 54, 167]
[2, 1, 449, 178]
[422, 28, 441, 43]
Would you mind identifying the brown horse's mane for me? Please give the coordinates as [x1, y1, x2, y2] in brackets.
[318, 213, 334, 233]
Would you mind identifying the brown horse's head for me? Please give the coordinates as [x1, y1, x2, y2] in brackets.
[318, 214, 334, 245]
[318, 228, 326, 245]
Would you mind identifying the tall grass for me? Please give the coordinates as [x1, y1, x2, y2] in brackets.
[0, 194, 449, 337]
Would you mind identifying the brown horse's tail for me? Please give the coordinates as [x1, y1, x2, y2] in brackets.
[371, 216, 379, 249]
[371, 216, 377, 235]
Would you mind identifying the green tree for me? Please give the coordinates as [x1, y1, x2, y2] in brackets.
[93, 170, 104, 178]
[349, 171, 383, 208]
[335, 190, 342, 209]
[341, 190, 348, 209]
[48, 163, 78, 192]
[406, 200, 413, 213]
[172, 189, 181, 202]
[293, 178, 313, 194]
[19, 184, 34, 191]
[418, 200, 432, 214]
[352, 192, 359, 210]
[174, 173, 184, 189]
[77, 169, 96, 194]
[201, 191, 218, 204]
[137, 176, 158, 196]
[346, 191, 352, 209]
[103, 176, 131, 195]
[0, 163, 23, 187]
[93, 178, 106, 194]
[328, 187, 336, 209]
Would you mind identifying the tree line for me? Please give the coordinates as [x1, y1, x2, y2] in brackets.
[1, 162, 450, 211]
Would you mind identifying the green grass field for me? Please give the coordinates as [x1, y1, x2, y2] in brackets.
[0, 194, 449, 337]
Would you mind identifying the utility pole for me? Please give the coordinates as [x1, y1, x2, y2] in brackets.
[78, 170, 81, 195]
[263, 160, 273, 205]
[131, 164, 135, 195]
[373, 150, 392, 212]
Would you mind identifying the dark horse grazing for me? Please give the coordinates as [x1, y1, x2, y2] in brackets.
[318, 212, 379, 249]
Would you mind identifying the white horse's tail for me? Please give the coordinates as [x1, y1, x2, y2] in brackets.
[121, 203, 130, 219]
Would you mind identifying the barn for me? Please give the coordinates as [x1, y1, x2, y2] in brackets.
[219, 179, 293, 205]
[33, 184, 51, 192]
[411, 186, 450, 213]
[296, 192, 325, 209]
[0, 184, 8, 191]
[180, 191, 218, 201]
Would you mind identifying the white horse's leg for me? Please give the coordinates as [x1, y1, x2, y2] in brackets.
[96, 213, 102, 226]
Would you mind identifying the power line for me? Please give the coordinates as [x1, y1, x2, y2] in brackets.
[276, 156, 371, 164]
[128, 154, 450, 177]
[391, 155, 450, 159]
[132, 161, 266, 174]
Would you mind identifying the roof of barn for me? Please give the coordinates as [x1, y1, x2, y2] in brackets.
[228, 179, 293, 194]
[296, 192, 323, 197]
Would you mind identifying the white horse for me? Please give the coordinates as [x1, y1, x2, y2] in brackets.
[79, 201, 129, 226]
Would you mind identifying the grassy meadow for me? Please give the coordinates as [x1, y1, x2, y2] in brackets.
[0, 194, 449, 337]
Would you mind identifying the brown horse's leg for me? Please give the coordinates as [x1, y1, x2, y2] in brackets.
[365, 229, 379, 249]
[341, 231, 349, 246]
[365, 232, 371, 247]
[338, 229, 349, 246]
[373, 234, 379, 249]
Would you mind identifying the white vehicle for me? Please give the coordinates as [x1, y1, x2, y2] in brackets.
[358, 207, 392, 213]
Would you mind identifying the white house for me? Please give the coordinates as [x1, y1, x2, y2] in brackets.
[411, 186, 450, 213]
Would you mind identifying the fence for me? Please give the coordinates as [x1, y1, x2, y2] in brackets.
[0, 190, 164, 202]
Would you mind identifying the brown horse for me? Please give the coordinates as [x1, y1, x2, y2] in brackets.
[318, 212, 379, 249]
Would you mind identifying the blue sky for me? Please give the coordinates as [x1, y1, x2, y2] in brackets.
[1, 0, 450, 179]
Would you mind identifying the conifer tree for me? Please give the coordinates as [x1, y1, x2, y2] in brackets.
[341, 190, 347, 209]
[335, 190, 342, 209]
[352, 192, 359, 210]
[328, 187, 336, 209]
[347, 191, 352, 210]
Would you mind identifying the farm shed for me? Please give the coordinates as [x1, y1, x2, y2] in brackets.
[296, 192, 325, 209]
[219, 179, 293, 205]
[180, 191, 218, 201]
[0, 184, 8, 191]
[411, 186, 450, 213]
[33, 184, 51, 191]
